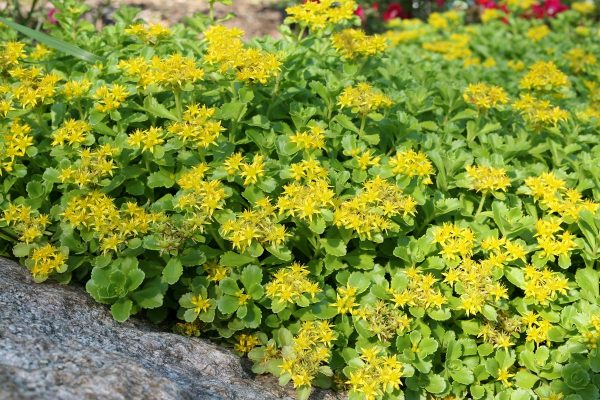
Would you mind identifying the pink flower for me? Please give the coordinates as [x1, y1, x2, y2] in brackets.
[48, 8, 59, 25]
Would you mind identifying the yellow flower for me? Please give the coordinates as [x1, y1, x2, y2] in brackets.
[519, 61, 569, 92]
[30, 244, 67, 280]
[331, 29, 387, 59]
[285, 0, 356, 31]
[497, 367, 514, 386]
[332, 285, 358, 314]
[463, 83, 508, 110]
[526, 25, 551, 42]
[338, 82, 392, 116]
[234, 333, 260, 354]
[466, 165, 511, 193]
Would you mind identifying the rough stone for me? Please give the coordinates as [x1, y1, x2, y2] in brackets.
[0, 257, 342, 400]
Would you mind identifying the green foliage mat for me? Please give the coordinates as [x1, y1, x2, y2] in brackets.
[1, 1, 600, 399]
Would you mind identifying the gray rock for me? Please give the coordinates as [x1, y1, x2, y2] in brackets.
[0, 257, 343, 400]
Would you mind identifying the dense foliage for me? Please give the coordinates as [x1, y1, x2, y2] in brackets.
[1, 1, 600, 399]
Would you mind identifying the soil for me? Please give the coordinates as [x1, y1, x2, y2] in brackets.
[84, 0, 285, 37]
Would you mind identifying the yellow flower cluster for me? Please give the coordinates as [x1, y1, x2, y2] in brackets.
[62, 79, 91, 100]
[433, 222, 475, 260]
[346, 346, 403, 400]
[265, 263, 320, 305]
[175, 164, 227, 228]
[422, 34, 472, 61]
[118, 54, 205, 89]
[280, 321, 336, 388]
[523, 312, 553, 346]
[572, 1, 595, 14]
[30, 244, 67, 280]
[523, 263, 569, 304]
[526, 25, 550, 42]
[465, 165, 511, 193]
[285, 0, 356, 31]
[1, 119, 33, 174]
[513, 94, 569, 128]
[220, 201, 288, 251]
[202, 260, 229, 282]
[224, 153, 267, 186]
[29, 44, 52, 61]
[290, 125, 326, 150]
[519, 61, 569, 92]
[384, 29, 425, 45]
[235, 333, 261, 354]
[62, 191, 158, 253]
[331, 284, 358, 314]
[52, 119, 92, 147]
[168, 104, 224, 148]
[124, 23, 171, 42]
[534, 217, 577, 258]
[204, 26, 281, 84]
[439, 232, 527, 317]
[478, 322, 518, 350]
[481, 8, 505, 23]
[353, 149, 380, 170]
[289, 157, 329, 182]
[58, 145, 119, 187]
[505, 0, 537, 8]
[2, 204, 49, 243]
[278, 179, 335, 221]
[463, 83, 509, 110]
[331, 29, 387, 59]
[127, 126, 164, 153]
[0, 41, 25, 68]
[190, 293, 212, 314]
[564, 48, 597, 73]
[388, 267, 447, 310]
[7, 67, 61, 108]
[352, 300, 411, 342]
[427, 11, 462, 30]
[93, 84, 129, 112]
[338, 83, 392, 116]
[524, 172, 598, 219]
[388, 149, 434, 184]
[333, 176, 417, 240]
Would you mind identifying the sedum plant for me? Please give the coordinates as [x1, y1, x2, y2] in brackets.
[1, 0, 600, 399]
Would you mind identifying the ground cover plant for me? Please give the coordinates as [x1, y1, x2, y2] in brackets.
[1, 0, 600, 399]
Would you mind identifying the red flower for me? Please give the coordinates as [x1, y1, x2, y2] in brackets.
[436, 0, 445, 7]
[372, 2, 380, 11]
[382, 2, 409, 20]
[355, 5, 366, 21]
[529, 0, 569, 18]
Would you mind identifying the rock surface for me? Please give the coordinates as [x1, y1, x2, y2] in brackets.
[0, 257, 341, 400]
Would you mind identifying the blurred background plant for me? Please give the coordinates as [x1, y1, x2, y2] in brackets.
[0, 0, 598, 36]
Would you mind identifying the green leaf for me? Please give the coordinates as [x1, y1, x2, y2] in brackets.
[148, 170, 175, 188]
[575, 268, 599, 302]
[220, 251, 256, 267]
[217, 295, 239, 314]
[0, 17, 100, 63]
[111, 298, 133, 322]
[425, 374, 447, 394]
[142, 96, 178, 121]
[162, 257, 183, 285]
[241, 264, 263, 290]
[515, 370, 539, 389]
[320, 237, 346, 257]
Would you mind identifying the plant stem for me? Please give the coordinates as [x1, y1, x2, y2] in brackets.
[174, 88, 183, 120]
[476, 193, 488, 216]
[358, 115, 367, 136]
[209, 1, 215, 23]
[297, 26, 306, 42]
